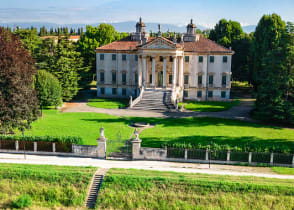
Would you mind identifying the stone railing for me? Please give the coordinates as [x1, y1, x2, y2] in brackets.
[130, 86, 144, 108]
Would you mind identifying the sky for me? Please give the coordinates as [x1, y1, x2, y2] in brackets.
[0, 0, 293, 28]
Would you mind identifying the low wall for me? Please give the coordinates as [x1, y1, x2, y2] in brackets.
[138, 147, 167, 160]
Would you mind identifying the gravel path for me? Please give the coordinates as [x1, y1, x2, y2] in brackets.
[1, 153, 293, 179]
[61, 100, 255, 121]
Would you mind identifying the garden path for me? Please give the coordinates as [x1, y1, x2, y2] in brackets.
[60, 99, 255, 121]
[1, 153, 293, 180]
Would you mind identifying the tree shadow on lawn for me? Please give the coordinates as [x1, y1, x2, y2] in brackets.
[141, 135, 294, 151]
[81, 116, 285, 130]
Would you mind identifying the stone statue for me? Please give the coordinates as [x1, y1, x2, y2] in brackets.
[134, 128, 140, 140]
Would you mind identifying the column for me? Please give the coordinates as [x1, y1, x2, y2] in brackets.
[151, 56, 156, 87]
[179, 56, 184, 88]
[172, 56, 177, 89]
[138, 56, 142, 87]
[163, 57, 167, 88]
[142, 56, 147, 86]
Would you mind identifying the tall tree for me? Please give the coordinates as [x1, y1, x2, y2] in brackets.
[35, 70, 62, 115]
[0, 28, 39, 134]
[253, 14, 294, 124]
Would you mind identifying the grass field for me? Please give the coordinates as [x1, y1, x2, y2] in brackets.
[23, 110, 294, 153]
[179, 100, 240, 112]
[0, 163, 96, 209]
[97, 168, 294, 209]
[88, 98, 129, 109]
[272, 167, 294, 175]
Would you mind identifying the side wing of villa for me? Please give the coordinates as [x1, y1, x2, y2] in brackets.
[95, 18, 234, 107]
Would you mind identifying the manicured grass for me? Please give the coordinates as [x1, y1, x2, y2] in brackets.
[179, 100, 239, 112]
[88, 98, 129, 109]
[23, 110, 294, 153]
[97, 168, 294, 209]
[0, 163, 96, 209]
[272, 167, 294, 175]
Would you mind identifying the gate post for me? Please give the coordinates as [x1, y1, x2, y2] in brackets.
[97, 127, 107, 159]
[131, 129, 142, 160]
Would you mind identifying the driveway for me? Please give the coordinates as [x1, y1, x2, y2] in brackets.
[0, 153, 293, 179]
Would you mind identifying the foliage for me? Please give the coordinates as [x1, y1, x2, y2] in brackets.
[253, 13, 294, 125]
[0, 27, 39, 134]
[0, 135, 83, 144]
[11, 194, 32, 208]
[178, 100, 239, 112]
[35, 70, 62, 112]
[97, 168, 294, 209]
[0, 164, 96, 208]
[88, 98, 129, 109]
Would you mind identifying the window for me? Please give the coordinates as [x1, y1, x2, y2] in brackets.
[184, 75, 189, 85]
[112, 72, 116, 83]
[135, 73, 138, 85]
[122, 54, 127, 61]
[169, 56, 173, 62]
[222, 75, 227, 86]
[221, 91, 226, 98]
[197, 91, 202, 98]
[209, 75, 214, 85]
[112, 54, 116, 61]
[184, 90, 188, 97]
[198, 56, 203, 63]
[122, 88, 126, 96]
[135, 55, 138, 61]
[198, 75, 202, 85]
[223, 56, 228, 63]
[100, 88, 105, 95]
[169, 75, 173, 84]
[122, 72, 126, 84]
[112, 88, 117, 95]
[210, 56, 214, 63]
[185, 56, 189, 62]
[208, 91, 213, 98]
[100, 72, 104, 83]
[149, 74, 152, 83]
[100, 54, 104, 60]
[160, 56, 163, 62]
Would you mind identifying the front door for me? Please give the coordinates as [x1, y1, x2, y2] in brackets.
[158, 71, 163, 87]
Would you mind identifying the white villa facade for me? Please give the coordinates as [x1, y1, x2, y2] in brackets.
[96, 18, 234, 102]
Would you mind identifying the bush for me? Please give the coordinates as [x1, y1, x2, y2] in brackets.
[11, 194, 32, 208]
[0, 135, 83, 144]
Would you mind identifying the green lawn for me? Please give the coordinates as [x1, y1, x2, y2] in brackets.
[23, 110, 294, 153]
[0, 163, 96, 209]
[179, 100, 240, 112]
[97, 168, 294, 209]
[272, 167, 294, 175]
[88, 98, 129, 109]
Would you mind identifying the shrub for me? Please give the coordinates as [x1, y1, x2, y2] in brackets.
[11, 194, 32, 208]
[0, 135, 83, 144]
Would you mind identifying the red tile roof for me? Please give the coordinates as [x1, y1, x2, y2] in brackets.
[96, 35, 233, 54]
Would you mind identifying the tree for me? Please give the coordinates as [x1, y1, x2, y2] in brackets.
[0, 27, 39, 134]
[253, 14, 294, 124]
[35, 70, 62, 115]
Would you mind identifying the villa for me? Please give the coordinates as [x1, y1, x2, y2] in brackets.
[95, 18, 234, 110]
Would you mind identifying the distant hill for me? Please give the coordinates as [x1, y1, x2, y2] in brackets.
[0, 21, 256, 33]
[0, 21, 208, 33]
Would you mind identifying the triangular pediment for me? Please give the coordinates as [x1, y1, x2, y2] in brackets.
[141, 37, 177, 50]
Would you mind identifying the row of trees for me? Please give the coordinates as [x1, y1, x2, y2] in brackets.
[5, 26, 84, 36]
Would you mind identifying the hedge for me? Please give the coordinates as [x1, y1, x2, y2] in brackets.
[163, 142, 293, 154]
[0, 135, 83, 145]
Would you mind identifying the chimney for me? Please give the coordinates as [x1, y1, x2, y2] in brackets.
[180, 34, 184, 44]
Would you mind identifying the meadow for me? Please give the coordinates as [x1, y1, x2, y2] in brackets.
[0, 163, 96, 209]
[87, 98, 129, 109]
[23, 110, 294, 153]
[179, 100, 239, 112]
[97, 168, 294, 209]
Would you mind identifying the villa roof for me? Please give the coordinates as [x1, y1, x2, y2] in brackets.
[96, 35, 233, 54]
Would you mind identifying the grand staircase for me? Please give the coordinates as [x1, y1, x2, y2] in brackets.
[85, 168, 109, 209]
[130, 89, 175, 111]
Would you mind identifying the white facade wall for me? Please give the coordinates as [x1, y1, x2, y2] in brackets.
[96, 52, 232, 101]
